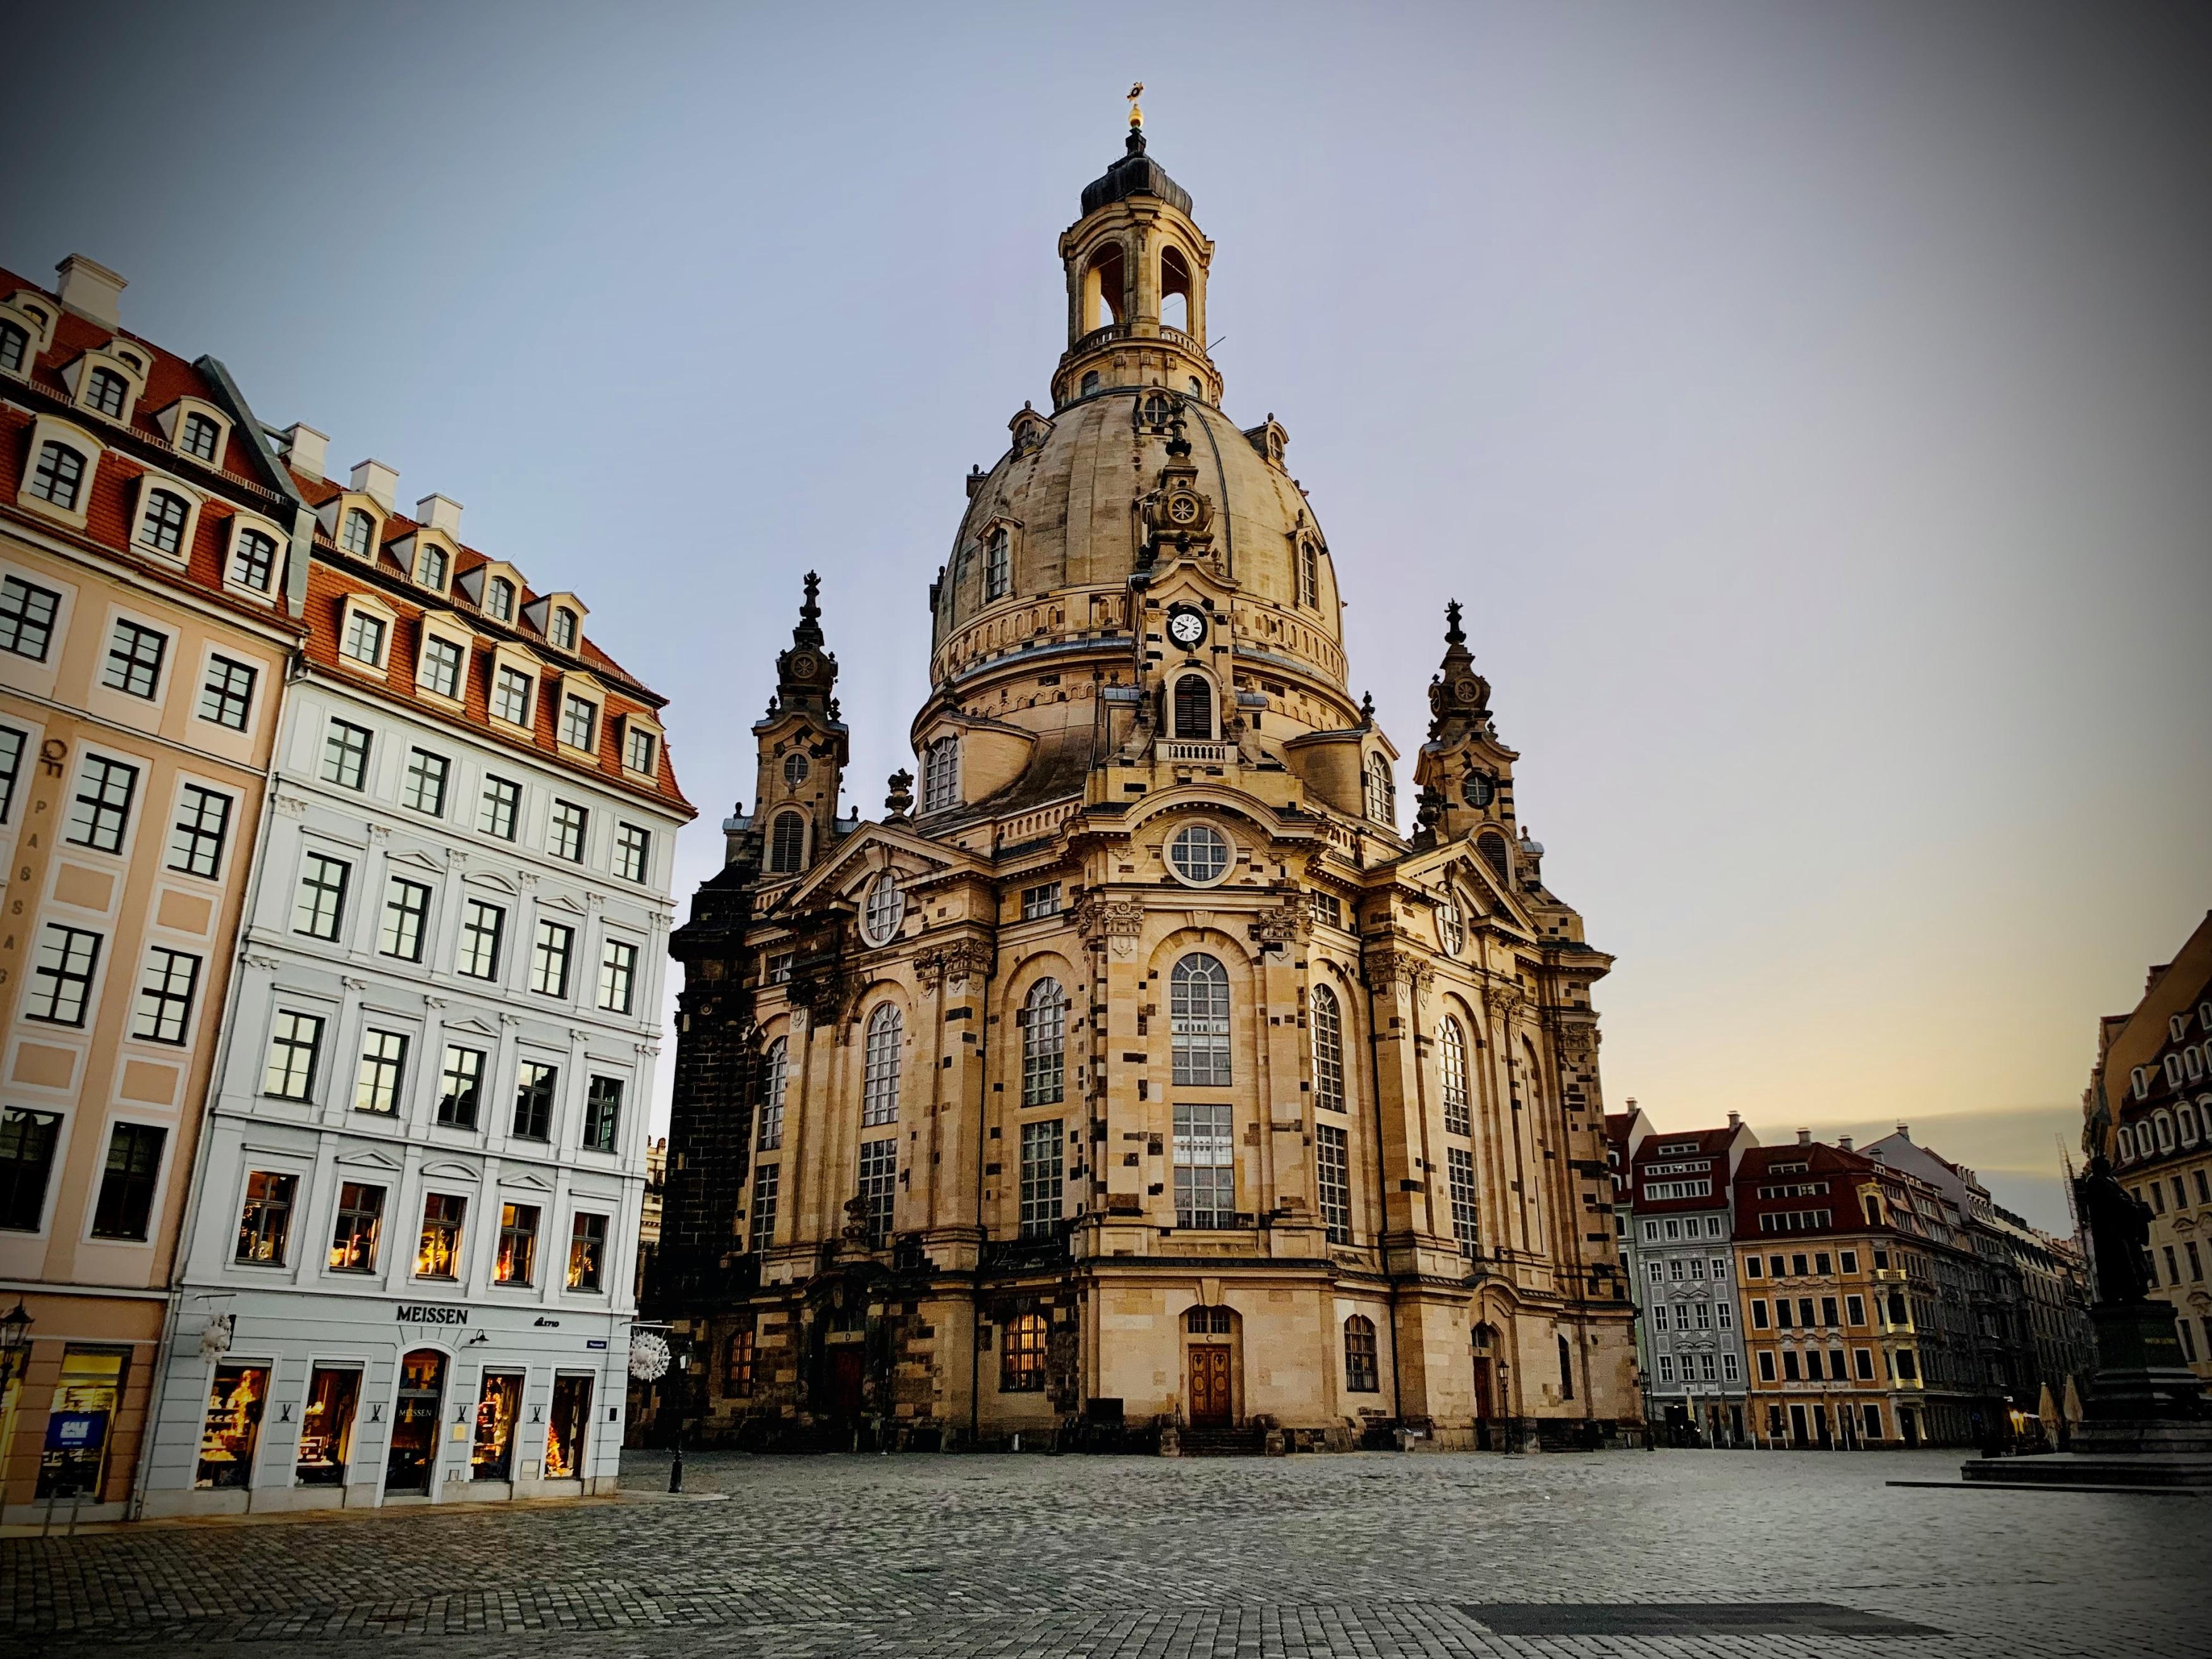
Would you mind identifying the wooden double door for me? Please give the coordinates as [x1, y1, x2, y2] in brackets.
[1188, 1344, 1233, 1427]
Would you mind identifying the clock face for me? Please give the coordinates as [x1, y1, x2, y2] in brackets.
[1167, 608, 1208, 649]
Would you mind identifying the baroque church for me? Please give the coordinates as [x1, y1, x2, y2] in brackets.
[651, 114, 1638, 1451]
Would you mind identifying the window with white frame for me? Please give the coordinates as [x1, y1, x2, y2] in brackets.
[757, 1037, 788, 1151]
[492, 664, 532, 724]
[27, 441, 88, 511]
[748, 1161, 779, 1253]
[27, 925, 101, 1025]
[1316, 1122, 1351, 1243]
[857, 1139, 897, 1247]
[1439, 1016, 1471, 1136]
[295, 853, 349, 940]
[1173, 1101, 1235, 1227]
[137, 488, 190, 556]
[1310, 983, 1345, 1112]
[861, 1004, 902, 1125]
[1438, 899, 1464, 956]
[1019, 1118, 1062, 1236]
[1022, 978, 1064, 1105]
[1, 574, 63, 660]
[861, 870, 904, 945]
[599, 938, 637, 1013]
[1170, 953, 1231, 1086]
[1167, 823, 1229, 884]
[341, 507, 376, 557]
[264, 1011, 323, 1100]
[419, 635, 465, 700]
[197, 655, 255, 731]
[983, 528, 1009, 601]
[340, 609, 387, 668]
[1021, 882, 1060, 920]
[549, 799, 587, 861]
[559, 693, 597, 751]
[1447, 1145, 1481, 1258]
[921, 736, 959, 811]
[102, 619, 167, 698]
[229, 528, 277, 592]
[486, 574, 516, 620]
[614, 822, 650, 882]
[401, 748, 448, 816]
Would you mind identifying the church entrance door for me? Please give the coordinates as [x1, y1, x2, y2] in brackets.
[829, 1345, 865, 1423]
[1188, 1345, 1232, 1428]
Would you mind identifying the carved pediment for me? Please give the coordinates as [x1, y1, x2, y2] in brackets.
[462, 870, 520, 896]
[501, 1170, 554, 1193]
[386, 848, 447, 873]
[333, 1148, 402, 1171]
[421, 1160, 480, 1182]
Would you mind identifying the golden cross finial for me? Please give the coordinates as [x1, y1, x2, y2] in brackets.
[1127, 82, 1144, 129]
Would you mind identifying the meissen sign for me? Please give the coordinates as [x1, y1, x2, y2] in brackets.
[395, 1304, 470, 1324]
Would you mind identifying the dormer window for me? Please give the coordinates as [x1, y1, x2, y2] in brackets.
[341, 609, 388, 667]
[0, 322, 25, 374]
[416, 544, 448, 590]
[921, 736, 959, 813]
[560, 692, 597, 751]
[1363, 755, 1395, 826]
[28, 441, 87, 511]
[624, 726, 657, 774]
[420, 635, 465, 700]
[229, 527, 277, 592]
[341, 507, 375, 557]
[86, 367, 128, 420]
[137, 489, 190, 556]
[550, 606, 578, 649]
[2132, 1067, 2150, 1100]
[487, 576, 516, 621]
[1298, 542, 1319, 609]
[493, 664, 533, 725]
[179, 412, 221, 462]
[984, 529, 1009, 601]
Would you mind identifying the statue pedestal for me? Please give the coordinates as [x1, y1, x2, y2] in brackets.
[2071, 1303, 2212, 1455]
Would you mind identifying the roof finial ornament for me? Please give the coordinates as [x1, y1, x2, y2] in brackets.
[1445, 599, 1465, 647]
[791, 569, 825, 650]
[1127, 82, 1144, 129]
[1359, 690, 1375, 727]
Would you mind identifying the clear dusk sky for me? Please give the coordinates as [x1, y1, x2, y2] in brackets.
[8, 3, 2208, 1232]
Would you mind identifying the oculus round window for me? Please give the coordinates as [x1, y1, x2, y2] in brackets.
[1439, 901, 1465, 956]
[1167, 823, 1231, 885]
[783, 752, 810, 787]
[1463, 772, 1494, 808]
[861, 871, 905, 945]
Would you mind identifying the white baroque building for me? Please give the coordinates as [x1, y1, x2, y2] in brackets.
[139, 444, 691, 1515]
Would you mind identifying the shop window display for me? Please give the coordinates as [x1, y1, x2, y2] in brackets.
[194, 1364, 270, 1489]
[384, 1349, 446, 1495]
[295, 1366, 362, 1487]
[36, 1347, 126, 1500]
[545, 1374, 593, 1480]
[471, 1371, 523, 1481]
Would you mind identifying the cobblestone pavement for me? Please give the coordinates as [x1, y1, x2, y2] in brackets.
[4, 1449, 2206, 1658]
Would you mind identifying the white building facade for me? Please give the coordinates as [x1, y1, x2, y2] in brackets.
[1627, 1118, 1758, 1446]
[138, 461, 689, 1515]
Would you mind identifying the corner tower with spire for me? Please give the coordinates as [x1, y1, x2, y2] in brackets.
[650, 112, 1636, 1454]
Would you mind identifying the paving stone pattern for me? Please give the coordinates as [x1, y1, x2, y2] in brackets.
[4, 1449, 2206, 1658]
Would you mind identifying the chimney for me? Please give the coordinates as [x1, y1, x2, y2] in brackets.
[1838, 1135, 1854, 1152]
[1624, 1097, 1637, 1113]
[1895, 1123, 1911, 1142]
[279, 423, 329, 482]
[1796, 1127, 1811, 1146]
[350, 459, 399, 511]
[415, 493, 463, 537]
[1727, 1112, 1741, 1130]
[54, 254, 125, 328]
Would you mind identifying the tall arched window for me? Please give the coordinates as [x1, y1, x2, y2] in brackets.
[1344, 1315, 1379, 1393]
[1477, 830, 1511, 884]
[1023, 978, 1065, 1105]
[137, 489, 189, 555]
[1439, 1017, 1471, 1137]
[1160, 245, 1193, 334]
[921, 737, 959, 813]
[862, 1003, 902, 1126]
[1364, 755, 1394, 826]
[983, 528, 1009, 601]
[1298, 542, 1319, 609]
[1170, 953, 1231, 1086]
[768, 811, 806, 873]
[1310, 983, 1344, 1113]
[1173, 675, 1213, 739]
[1084, 244, 1125, 331]
[757, 1036, 788, 1151]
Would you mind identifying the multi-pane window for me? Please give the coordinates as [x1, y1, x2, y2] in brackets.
[322, 720, 372, 791]
[1439, 1017, 1471, 1137]
[27, 441, 86, 510]
[921, 737, 959, 812]
[264, 1011, 323, 1099]
[27, 926, 101, 1024]
[401, 748, 448, 815]
[327, 1182, 385, 1273]
[380, 878, 432, 961]
[198, 655, 256, 729]
[766, 952, 793, 985]
[1173, 1101, 1235, 1228]
[858, 1139, 897, 1248]
[582, 1076, 623, 1153]
[598, 939, 637, 1013]
[551, 607, 579, 648]
[559, 694, 596, 750]
[458, 899, 504, 978]
[624, 726, 655, 773]
[354, 1030, 408, 1115]
[437, 1045, 486, 1129]
[68, 755, 138, 851]
[566, 1212, 607, 1291]
[486, 575, 516, 620]
[862, 872, 905, 945]
[1299, 541, 1320, 609]
[1438, 901, 1464, 955]
[137, 488, 190, 554]
[512, 1062, 557, 1139]
[234, 1171, 297, 1263]
[1019, 1119, 1064, 1236]
[0, 320, 27, 374]
[87, 367, 129, 418]
[1001, 1312, 1048, 1392]
[1022, 978, 1065, 1105]
[1309, 890, 1342, 930]
[768, 811, 805, 873]
[1310, 983, 1344, 1112]
[416, 1194, 466, 1278]
[130, 948, 200, 1043]
[103, 619, 167, 698]
[341, 609, 386, 666]
[1344, 1316, 1380, 1392]
[1170, 953, 1232, 1086]
[420, 635, 464, 698]
[757, 1038, 789, 1151]
[1447, 1146, 1481, 1258]
[1168, 824, 1229, 884]
[983, 528, 1009, 600]
[494, 1203, 540, 1284]
[416, 544, 448, 589]
[492, 665, 532, 724]
[549, 800, 587, 861]
[180, 411, 221, 461]
[295, 853, 349, 939]
[1021, 882, 1061, 920]
[1, 575, 62, 660]
[614, 822, 650, 882]
[0, 1107, 63, 1232]
[531, 920, 573, 997]
[341, 507, 375, 556]
[1316, 1122, 1351, 1243]
[480, 775, 521, 840]
[748, 1161, 780, 1253]
[861, 1003, 902, 1126]
[726, 1329, 757, 1396]
[91, 1122, 166, 1240]
[1364, 755, 1394, 826]
[229, 528, 277, 591]
[167, 784, 231, 877]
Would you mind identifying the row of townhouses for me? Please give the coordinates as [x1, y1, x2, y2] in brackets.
[0, 255, 692, 1522]
[1607, 1107, 2093, 1450]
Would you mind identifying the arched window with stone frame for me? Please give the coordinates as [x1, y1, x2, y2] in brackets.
[757, 1036, 788, 1152]
[1173, 674, 1214, 741]
[1438, 1015, 1471, 1138]
[1170, 953, 1232, 1086]
[1344, 1315, 1380, 1393]
[983, 527, 1010, 602]
[768, 810, 806, 873]
[1310, 982, 1345, 1113]
[862, 1003, 902, 1126]
[1022, 977, 1066, 1105]
[921, 736, 960, 813]
[1298, 540, 1319, 609]
[1363, 755, 1394, 827]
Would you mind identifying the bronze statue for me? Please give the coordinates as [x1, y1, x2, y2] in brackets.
[2074, 1154, 2154, 1306]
